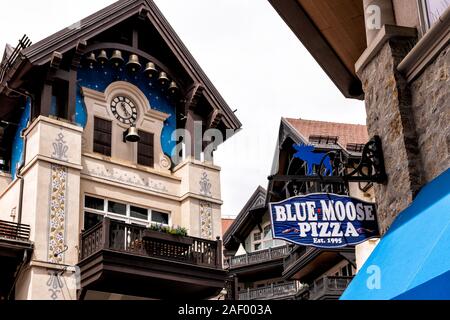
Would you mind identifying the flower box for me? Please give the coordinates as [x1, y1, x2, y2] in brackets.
[142, 229, 194, 246]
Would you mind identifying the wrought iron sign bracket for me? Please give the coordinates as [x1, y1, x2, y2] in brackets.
[345, 135, 387, 184]
[268, 136, 387, 185]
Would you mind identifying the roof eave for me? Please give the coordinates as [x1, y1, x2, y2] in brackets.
[268, 0, 364, 100]
[18, 0, 241, 130]
[223, 186, 267, 248]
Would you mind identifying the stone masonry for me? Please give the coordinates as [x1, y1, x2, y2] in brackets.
[358, 37, 423, 234]
[359, 34, 449, 234]
[410, 45, 450, 183]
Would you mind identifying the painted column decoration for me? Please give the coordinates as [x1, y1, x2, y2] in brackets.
[199, 171, 212, 197]
[48, 164, 68, 264]
[46, 271, 64, 300]
[51, 132, 69, 161]
[200, 201, 213, 240]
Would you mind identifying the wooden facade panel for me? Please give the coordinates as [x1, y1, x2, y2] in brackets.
[297, 0, 366, 74]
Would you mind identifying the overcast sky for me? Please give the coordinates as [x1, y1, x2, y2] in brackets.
[0, 0, 366, 217]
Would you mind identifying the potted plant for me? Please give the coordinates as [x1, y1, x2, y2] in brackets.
[142, 224, 193, 246]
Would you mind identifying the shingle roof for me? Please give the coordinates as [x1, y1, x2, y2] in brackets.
[284, 118, 368, 148]
[221, 218, 235, 237]
[2, 0, 241, 130]
[223, 186, 267, 249]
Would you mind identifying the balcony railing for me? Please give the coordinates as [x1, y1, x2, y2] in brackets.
[309, 276, 353, 300]
[226, 245, 291, 268]
[0, 220, 30, 241]
[238, 281, 303, 300]
[80, 218, 222, 269]
[283, 246, 314, 271]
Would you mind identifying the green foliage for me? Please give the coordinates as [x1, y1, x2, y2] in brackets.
[148, 224, 188, 237]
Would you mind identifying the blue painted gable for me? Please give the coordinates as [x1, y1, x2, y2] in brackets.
[76, 57, 177, 156]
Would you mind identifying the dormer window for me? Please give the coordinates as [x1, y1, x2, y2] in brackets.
[309, 135, 339, 145]
[346, 143, 365, 153]
[250, 223, 285, 252]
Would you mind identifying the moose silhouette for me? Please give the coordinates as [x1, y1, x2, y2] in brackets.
[293, 144, 333, 176]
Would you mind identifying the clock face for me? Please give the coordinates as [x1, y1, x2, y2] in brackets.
[110, 96, 138, 124]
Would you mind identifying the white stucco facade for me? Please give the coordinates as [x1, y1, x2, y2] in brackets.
[0, 81, 225, 300]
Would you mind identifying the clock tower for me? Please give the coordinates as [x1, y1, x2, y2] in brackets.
[0, 0, 241, 300]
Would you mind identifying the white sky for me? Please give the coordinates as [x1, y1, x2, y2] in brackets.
[0, 0, 366, 217]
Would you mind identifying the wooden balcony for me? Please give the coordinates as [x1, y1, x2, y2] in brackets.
[0, 220, 33, 300]
[0, 220, 30, 242]
[77, 218, 226, 300]
[283, 245, 355, 283]
[238, 281, 304, 300]
[306, 276, 354, 300]
[226, 245, 291, 269]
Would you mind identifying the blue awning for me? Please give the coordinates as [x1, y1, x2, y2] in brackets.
[341, 168, 450, 300]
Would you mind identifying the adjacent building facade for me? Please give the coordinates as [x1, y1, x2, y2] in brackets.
[269, 0, 449, 299]
[0, 0, 241, 300]
[224, 118, 376, 300]
[269, 0, 449, 235]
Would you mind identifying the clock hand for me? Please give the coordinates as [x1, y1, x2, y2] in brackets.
[121, 103, 131, 117]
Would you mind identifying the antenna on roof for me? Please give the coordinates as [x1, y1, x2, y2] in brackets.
[0, 34, 32, 83]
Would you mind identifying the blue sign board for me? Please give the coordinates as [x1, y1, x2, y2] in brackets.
[269, 193, 380, 249]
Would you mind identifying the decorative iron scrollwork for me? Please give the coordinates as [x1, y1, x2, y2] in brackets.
[343, 135, 387, 183]
[268, 135, 387, 185]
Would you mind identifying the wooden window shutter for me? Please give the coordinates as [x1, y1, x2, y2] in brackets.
[93, 117, 112, 156]
[138, 130, 154, 167]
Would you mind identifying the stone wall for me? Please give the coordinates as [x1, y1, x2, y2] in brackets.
[410, 45, 450, 183]
[359, 37, 423, 233]
[359, 37, 449, 234]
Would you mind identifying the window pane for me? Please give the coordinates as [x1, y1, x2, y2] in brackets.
[84, 212, 103, 231]
[254, 243, 262, 251]
[93, 117, 112, 157]
[425, 0, 449, 26]
[253, 232, 261, 241]
[263, 240, 273, 249]
[108, 201, 127, 215]
[151, 211, 169, 225]
[273, 239, 285, 247]
[130, 206, 149, 220]
[263, 225, 271, 238]
[138, 130, 154, 167]
[342, 266, 348, 277]
[85, 196, 104, 211]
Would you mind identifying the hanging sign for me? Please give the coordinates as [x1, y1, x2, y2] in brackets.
[269, 193, 380, 248]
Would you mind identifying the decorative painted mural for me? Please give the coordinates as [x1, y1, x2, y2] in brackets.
[86, 166, 169, 194]
[10, 98, 31, 178]
[76, 58, 177, 156]
[48, 164, 68, 264]
[199, 171, 212, 197]
[200, 201, 213, 240]
[10, 59, 178, 179]
[46, 270, 64, 300]
[51, 132, 69, 161]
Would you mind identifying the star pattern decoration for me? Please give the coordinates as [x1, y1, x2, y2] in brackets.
[76, 57, 177, 155]
[10, 57, 179, 175]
